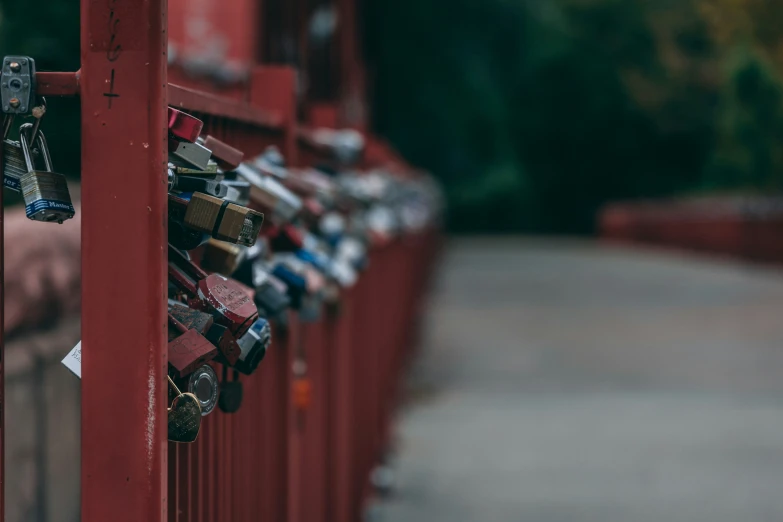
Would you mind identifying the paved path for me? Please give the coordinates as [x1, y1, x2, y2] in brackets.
[374, 238, 783, 522]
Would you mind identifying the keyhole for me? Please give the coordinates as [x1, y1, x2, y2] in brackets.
[194, 375, 212, 403]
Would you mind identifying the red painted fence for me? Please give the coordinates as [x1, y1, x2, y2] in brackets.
[165, 234, 440, 522]
[1, 0, 442, 521]
[599, 197, 783, 263]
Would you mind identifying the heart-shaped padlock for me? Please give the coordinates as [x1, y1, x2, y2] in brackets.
[167, 376, 202, 443]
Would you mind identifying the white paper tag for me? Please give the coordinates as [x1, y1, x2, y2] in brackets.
[61, 341, 82, 379]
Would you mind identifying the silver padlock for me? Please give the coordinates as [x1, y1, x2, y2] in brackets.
[169, 140, 212, 171]
[185, 364, 219, 416]
[18, 123, 75, 223]
[236, 163, 302, 224]
[2, 115, 36, 193]
[234, 318, 271, 375]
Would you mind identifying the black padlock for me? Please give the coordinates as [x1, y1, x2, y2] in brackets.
[218, 368, 243, 414]
[172, 175, 229, 198]
[233, 317, 271, 375]
[254, 278, 291, 318]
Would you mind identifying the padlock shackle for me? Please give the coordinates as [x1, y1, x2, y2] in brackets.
[2, 114, 13, 140]
[169, 245, 209, 281]
[18, 122, 53, 173]
[168, 263, 199, 296]
[167, 313, 189, 335]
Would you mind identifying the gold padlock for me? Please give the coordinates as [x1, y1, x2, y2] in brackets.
[183, 192, 264, 246]
[167, 375, 202, 443]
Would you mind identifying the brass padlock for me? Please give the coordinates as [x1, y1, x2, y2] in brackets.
[183, 192, 264, 246]
[18, 123, 75, 223]
[167, 375, 202, 443]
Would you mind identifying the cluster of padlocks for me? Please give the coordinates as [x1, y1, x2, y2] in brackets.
[2, 57, 75, 223]
[1, 55, 442, 442]
[165, 108, 441, 441]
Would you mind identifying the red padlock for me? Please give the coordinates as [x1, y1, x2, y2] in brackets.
[169, 246, 259, 342]
[203, 135, 244, 170]
[168, 313, 219, 379]
[268, 223, 306, 252]
[168, 107, 203, 143]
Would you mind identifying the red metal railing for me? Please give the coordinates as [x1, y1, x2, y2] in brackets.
[164, 236, 440, 522]
[3, 1, 441, 521]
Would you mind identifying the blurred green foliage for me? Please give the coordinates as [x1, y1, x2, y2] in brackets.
[366, 0, 783, 233]
[3, 0, 783, 232]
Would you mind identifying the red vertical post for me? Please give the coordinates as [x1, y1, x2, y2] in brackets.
[80, 1, 168, 522]
[285, 314, 303, 522]
[0, 109, 5, 522]
[327, 293, 354, 522]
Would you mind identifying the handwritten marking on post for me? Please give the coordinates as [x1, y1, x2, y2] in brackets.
[103, 69, 120, 109]
[103, 0, 123, 109]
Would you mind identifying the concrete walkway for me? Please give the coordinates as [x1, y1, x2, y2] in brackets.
[374, 238, 783, 522]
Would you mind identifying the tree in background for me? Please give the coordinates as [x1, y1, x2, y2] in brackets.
[699, 0, 783, 191]
[365, 0, 783, 233]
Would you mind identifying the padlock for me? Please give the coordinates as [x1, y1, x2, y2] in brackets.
[328, 257, 358, 288]
[295, 247, 330, 274]
[221, 179, 252, 205]
[201, 135, 244, 170]
[200, 238, 243, 275]
[170, 302, 242, 360]
[180, 364, 219, 416]
[169, 246, 259, 342]
[218, 368, 243, 414]
[2, 115, 27, 192]
[300, 197, 326, 224]
[4, 99, 47, 192]
[335, 235, 369, 271]
[251, 264, 291, 318]
[301, 127, 364, 165]
[250, 146, 288, 179]
[18, 123, 75, 223]
[174, 160, 219, 177]
[168, 313, 219, 379]
[270, 259, 308, 310]
[169, 139, 213, 171]
[169, 194, 209, 250]
[171, 174, 228, 198]
[319, 211, 346, 246]
[236, 163, 302, 224]
[332, 129, 365, 164]
[183, 192, 264, 247]
[168, 107, 203, 143]
[204, 322, 243, 366]
[167, 375, 202, 443]
[269, 224, 306, 252]
[169, 303, 214, 335]
[233, 317, 271, 375]
[282, 171, 318, 198]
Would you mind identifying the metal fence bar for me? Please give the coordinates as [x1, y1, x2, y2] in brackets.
[79, 1, 168, 522]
